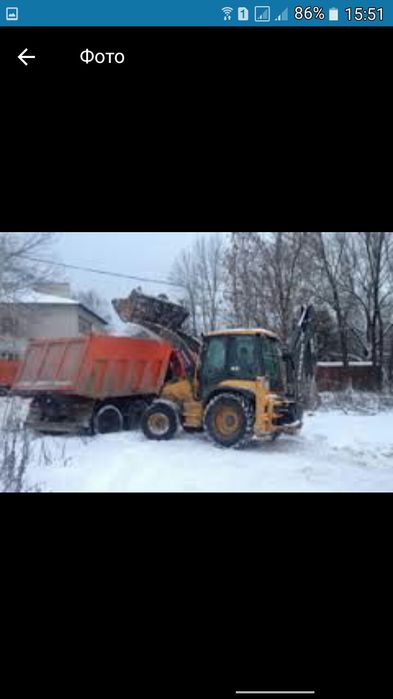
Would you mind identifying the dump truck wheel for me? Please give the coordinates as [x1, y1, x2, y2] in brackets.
[141, 403, 178, 441]
[94, 404, 124, 434]
[204, 393, 254, 448]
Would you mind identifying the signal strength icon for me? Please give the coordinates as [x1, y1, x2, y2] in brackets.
[275, 7, 289, 21]
[222, 7, 234, 21]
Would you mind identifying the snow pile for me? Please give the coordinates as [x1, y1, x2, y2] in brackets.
[111, 322, 162, 340]
[319, 389, 393, 415]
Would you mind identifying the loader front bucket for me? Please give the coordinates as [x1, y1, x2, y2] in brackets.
[112, 290, 189, 331]
[112, 290, 200, 372]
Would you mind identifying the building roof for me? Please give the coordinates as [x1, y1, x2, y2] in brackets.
[18, 291, 78, 305]
[1, 291, 108, 326]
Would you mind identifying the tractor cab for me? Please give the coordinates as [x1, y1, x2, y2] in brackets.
[200, 329, 284, 400]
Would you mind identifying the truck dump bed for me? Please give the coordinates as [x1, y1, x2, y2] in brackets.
[13, 335, 173, 400]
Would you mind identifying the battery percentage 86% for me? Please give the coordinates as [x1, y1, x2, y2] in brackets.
[294, 6, 326, 20]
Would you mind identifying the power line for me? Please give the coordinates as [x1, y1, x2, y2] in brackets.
[19, 255, 184, 289]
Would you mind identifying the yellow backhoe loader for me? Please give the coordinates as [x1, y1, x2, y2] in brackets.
[113, 291, 316, 448]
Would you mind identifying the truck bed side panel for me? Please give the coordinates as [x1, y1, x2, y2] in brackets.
[13, 335, 172, 400]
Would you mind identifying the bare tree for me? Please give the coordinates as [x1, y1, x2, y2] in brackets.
[171, 234, 226, 334]
[224, 232, 264, 328]
[343, 232, 393, 386]
[0, 233, 58, 356]
[76, 288, 113, 324]
[255, 232, 313, 341]
[0, 232, 57, 301]
[309, 232, 354, 369]
[170, 249, 199, 335]
[194, 235, 225, 332]
[173, 231, 393, 392]
[225, 232, 313, 341]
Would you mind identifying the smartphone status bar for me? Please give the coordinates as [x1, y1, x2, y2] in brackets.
[1, 0, 393, 26]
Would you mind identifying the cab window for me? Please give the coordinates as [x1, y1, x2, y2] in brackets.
[227, 336, 258, 379]
[203, 336, 227, 381]
[261, 336, 282, 389]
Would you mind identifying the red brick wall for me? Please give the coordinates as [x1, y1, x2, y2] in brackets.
[316, 364, 381, 391]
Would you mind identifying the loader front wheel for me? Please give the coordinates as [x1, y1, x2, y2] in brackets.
[141, 403, 178, 441]
[204, 393, 253, 448]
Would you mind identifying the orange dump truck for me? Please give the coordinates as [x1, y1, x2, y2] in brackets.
[12, 335, 185, 434]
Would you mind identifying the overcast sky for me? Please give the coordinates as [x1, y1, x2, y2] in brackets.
[51, 233, 227, 303]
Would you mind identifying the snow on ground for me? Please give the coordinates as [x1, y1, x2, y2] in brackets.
[1, 396, 392, 492]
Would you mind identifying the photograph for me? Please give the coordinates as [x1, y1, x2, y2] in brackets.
[1, 231, 392, 493]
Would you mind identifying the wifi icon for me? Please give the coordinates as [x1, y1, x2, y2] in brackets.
[222, 7, 234, 21]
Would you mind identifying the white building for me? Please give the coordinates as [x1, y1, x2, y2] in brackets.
[0, 286, 108, 359]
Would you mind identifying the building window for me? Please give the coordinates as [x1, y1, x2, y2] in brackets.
[0, 352, 17, 360]
[78, 317, 93, 335]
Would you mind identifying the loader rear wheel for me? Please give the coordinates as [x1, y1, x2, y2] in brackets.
[141, 403, 178, 441]
[94, 404, 124, 434]
[204, 393, 253, 448]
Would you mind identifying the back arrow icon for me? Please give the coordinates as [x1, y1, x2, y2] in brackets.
[18, 48, 36, 66]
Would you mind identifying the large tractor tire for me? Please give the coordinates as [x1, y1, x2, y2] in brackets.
[141, 402, 178, 441]
[94, 404, 124, 434]
[204, 393, 254, 448]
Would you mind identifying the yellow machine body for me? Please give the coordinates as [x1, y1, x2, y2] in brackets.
[160, 375, 300, 438]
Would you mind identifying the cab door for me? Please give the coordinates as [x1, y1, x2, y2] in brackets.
[200, 336, 228, 399]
